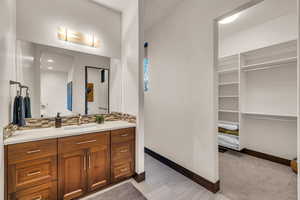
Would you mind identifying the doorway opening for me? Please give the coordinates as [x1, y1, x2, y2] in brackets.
[214, 0, 298, 199]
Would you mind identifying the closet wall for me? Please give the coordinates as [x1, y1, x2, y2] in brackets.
[220, 13, 297, 57]
[218, 10, 298, 160]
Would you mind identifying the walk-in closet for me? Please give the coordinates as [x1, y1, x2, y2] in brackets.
[217, 0, 298, 199]
[218, 40, 297, 158]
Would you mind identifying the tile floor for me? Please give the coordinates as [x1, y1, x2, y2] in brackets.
[132, 154, 229, 200]
[83, 151, 297, 200]
[132, 152, 297, 200]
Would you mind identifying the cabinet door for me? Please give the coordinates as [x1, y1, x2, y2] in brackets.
[87, 135, 110, 192]
[58, 150, 87, 200]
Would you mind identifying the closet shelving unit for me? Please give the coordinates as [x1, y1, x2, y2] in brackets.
[218, 40, 298, 158]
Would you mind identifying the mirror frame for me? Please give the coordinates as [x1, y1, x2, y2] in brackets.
[85, 66, 110, 115]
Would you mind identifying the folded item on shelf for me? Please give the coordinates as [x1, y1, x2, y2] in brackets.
[218, 133, 239, 151]
[218, 123, 238, 130]
[218, 127, 239, 136]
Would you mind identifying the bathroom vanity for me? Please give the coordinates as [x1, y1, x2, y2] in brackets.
[4, 121, 136, 200]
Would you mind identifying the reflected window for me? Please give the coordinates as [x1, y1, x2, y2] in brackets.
[144, 42, 149, 92]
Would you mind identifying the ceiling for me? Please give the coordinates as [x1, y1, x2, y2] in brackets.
[90, 0, 129, 12]
[40, 52, 74, 73]
[219, 0, 297, 38]
[91, 0, 184, 30]
[143, 0, 184, 30]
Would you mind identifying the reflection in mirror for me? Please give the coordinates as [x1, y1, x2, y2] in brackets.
[16, 40, 110, 120]
[85, 67, 109, 115]
[40, 51, 74, 117]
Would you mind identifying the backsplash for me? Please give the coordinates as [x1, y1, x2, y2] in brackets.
[3, 112, 136, 139]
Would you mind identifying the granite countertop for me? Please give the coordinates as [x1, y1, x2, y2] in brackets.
[4, 121, 136, 145]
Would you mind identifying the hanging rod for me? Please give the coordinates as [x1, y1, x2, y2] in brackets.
[10, 80, 30, 96]
[21, 85, 30, 96]
[9, 80, 22, 87]
[245, 115, 297, 122]
[242, 60, 296, 72]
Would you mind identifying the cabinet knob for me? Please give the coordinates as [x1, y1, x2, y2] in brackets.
[26, 149, 41, 154]
[27, 171, 41, 177]
[120, 168, 129, 172]
[120, 134, 129, 137]
[76, 140, 97, 145]
[32, 195, 42, 200]
[84, 156, 87, 170]
[88, 154, 91, 169]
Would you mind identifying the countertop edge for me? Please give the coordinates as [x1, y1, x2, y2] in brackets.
[4, 122, 136, 146]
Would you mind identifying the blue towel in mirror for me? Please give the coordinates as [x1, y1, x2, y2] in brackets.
[13, 96, 26, 126]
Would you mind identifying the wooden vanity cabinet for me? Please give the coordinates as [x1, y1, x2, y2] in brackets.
[5, 127, 136, 200]
[111, 128, 135, 182]
[58, 132, 110, 200]
[6, 139, 58, 200]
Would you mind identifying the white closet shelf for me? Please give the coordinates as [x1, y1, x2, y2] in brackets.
[218, 120, 240, 125]
[219, 110, 239, 113]
[219, 95, 239, 98]
[217, 68, 238, 74]
[241, 57, 297, 71]
[241, 112, 297, 118]
[218, 82, 239, 86]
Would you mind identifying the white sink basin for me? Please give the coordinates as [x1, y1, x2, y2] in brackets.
[63, 124, 98, 131]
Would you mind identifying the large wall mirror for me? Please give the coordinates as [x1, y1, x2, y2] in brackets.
[15, 40, 110, 119]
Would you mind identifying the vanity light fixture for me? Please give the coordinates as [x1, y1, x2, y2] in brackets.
[48, 66, 53, 70]
[57, 27, 100, 48]
[47, 59, 54, 63]
[219, 13, 240, 24]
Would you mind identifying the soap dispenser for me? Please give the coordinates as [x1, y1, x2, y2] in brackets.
[55, 112, 62, 128]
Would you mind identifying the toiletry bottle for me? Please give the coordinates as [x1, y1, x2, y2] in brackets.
[55, 112, 62, 128]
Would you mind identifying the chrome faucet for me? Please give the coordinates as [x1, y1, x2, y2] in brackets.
[77, 114, 82, 125]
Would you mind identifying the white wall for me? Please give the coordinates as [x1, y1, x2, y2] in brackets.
[122, 0, 145, 174]
[0, 0, 16, 198]
[145, 0, 251, 183]
[220, 13, 297, 57]
[17, 0, 121, 59]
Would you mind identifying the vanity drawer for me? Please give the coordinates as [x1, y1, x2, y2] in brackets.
[10, 181, 57, 200]
[8, 157, 57, 193]
[7, 139, 57, 164]
[111, 142, 134, 162]
[111, 128, 135, 144]
[111, 161, 134, 182]
[58, 132, 109, 153]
